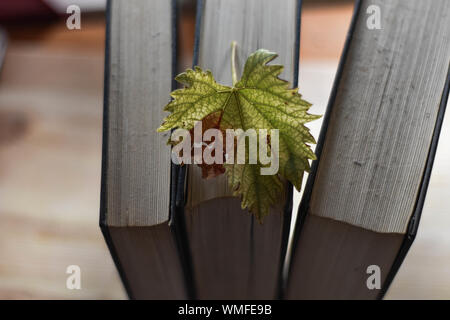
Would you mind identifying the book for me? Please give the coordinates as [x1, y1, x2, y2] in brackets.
[176, 0, 302, 299]
[100, 0, 190, 299]
[286, 0, 450, 299]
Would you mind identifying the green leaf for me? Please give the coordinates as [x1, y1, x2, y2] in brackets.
[158, 48, 320, 220]
[225, 163, 284, 220]
[157, 67, 231, 132]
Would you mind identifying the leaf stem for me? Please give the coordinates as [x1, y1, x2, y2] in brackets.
[231, 41, 238, 87]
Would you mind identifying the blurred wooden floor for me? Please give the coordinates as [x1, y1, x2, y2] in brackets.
[0, 17, 125, 299]
[0, 3, 449, 299]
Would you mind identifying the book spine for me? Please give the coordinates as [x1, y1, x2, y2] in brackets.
[99, 0, 134, 299]
[287, 0, 363, 290]
[379, 65, 450, 298]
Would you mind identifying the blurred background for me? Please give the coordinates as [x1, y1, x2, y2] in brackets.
[0, 0, 448, 299]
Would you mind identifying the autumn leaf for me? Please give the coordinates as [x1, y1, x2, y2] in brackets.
[190, 112, 226, 179]
[158, 46, 319, 219]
